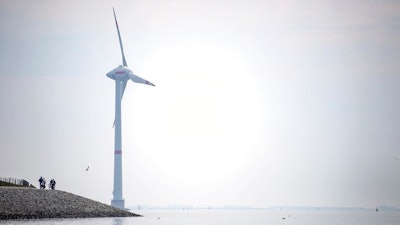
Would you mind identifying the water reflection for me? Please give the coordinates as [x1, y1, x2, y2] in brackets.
[112, 217, 125, 225]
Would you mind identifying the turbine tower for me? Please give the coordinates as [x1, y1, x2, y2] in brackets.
[106, 8, 155, 209]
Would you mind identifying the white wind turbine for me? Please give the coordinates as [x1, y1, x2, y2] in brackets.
[106, 8, 155, 209]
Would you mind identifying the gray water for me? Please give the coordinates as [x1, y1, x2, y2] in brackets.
[1, 210, 399, 225]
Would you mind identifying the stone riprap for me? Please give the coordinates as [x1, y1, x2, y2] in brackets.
[0, 187, 140, 220]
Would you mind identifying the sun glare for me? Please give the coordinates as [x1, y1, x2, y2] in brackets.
[133, 42, 263, 186]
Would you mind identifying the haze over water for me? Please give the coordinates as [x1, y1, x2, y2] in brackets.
[1, 210, 400, 225]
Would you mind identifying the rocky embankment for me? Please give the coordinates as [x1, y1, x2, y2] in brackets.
[0, 187, 140, 220]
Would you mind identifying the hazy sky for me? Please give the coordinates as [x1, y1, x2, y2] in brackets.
[1, 0, 399, 208]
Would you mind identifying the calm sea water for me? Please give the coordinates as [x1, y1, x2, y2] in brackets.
[1, 210, 399, 225]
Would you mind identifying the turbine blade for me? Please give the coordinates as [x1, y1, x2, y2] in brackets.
[113, 80, 127, 127]
[129, 73, 155, 86]
[113, 8, 127, 67]
[121, 80, 128, 100]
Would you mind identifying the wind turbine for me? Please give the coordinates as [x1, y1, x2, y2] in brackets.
[106, 8, 155, 209]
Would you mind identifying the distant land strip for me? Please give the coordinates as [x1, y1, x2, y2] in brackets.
[0, 187, 140, 220]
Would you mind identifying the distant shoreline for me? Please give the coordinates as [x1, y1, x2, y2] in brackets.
[129, 205, 400, 212]
[0, 187, 140, 220]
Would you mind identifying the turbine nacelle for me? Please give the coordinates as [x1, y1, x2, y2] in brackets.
[107, 65, 130, 81]
[106, 65, 155, 86]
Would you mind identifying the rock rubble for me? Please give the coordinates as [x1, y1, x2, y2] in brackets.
[0, 187, 140, 220]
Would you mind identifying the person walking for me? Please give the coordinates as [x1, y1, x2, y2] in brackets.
[38, 177, 43, 189]
[42, 178, 46, 189]
[38, 177, 47, 189]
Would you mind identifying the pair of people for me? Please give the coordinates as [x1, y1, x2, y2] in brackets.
[38, 177, 56, 190]
[49, 179, 56, 190]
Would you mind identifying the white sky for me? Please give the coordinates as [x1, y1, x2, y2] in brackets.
[1, 0, 400, 208]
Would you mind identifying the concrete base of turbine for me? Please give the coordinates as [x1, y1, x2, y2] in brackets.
[111, 199, 125, 209]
